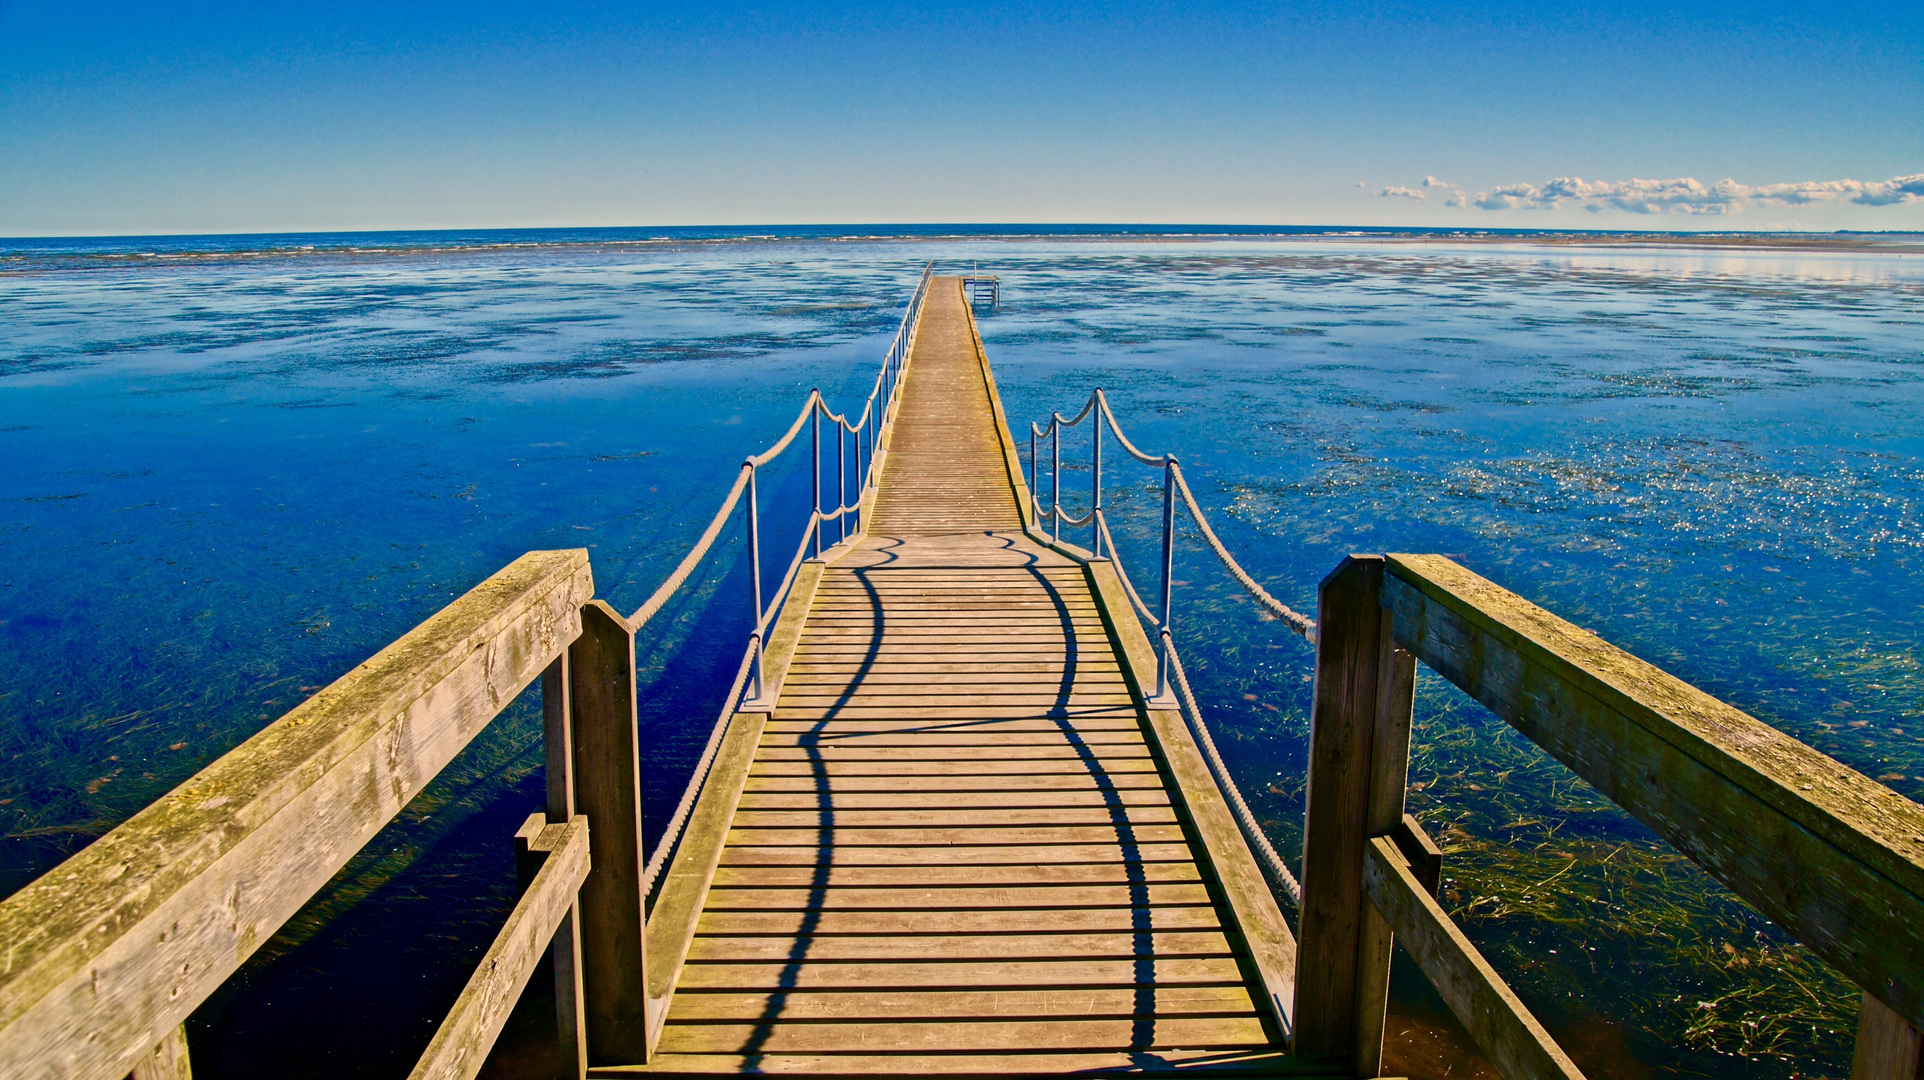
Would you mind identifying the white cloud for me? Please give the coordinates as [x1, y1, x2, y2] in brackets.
[1461, 173, 1924, 214]
[1422, 175, 1452, 188]
[1378, 185, 1425, 201]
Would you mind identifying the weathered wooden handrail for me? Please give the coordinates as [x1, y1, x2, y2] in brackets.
[0, 549, 597, 1080]
[409, 813, 592, 1080]
[1295, 552, 1924, 1079]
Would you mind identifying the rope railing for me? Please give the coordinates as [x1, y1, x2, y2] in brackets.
[626, 261, 933, 898]
[1032, 388, 1314, 907]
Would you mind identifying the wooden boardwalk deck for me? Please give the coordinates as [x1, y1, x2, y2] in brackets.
[638, 279, 1299, 1077]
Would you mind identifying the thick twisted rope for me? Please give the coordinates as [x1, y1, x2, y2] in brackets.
[1169, 463, 1315, 641]
[640, 643, 754, 899]
[1166, 640, 1302, 904]
[629, 263, 931, 891]
[1098, 509, 1303, 905]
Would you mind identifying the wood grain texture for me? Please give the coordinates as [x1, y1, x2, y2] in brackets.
[1853, 993, 1924, 1080]
[1292, 554, 1388, 1063]
[0, 549, 592, 1080]
[572, 601, 650, 1065]
[128, 1025, 192, 1080]
[1363, 837, 1583, 1080]
[1385, 552, 1924, 1030]
[409, 815, 591, 1080]
[592, 1048, 1316, 1077]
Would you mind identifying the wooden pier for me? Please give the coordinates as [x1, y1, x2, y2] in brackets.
[634, 279, 1295, 1073]
[3, 272, 1922, 1080]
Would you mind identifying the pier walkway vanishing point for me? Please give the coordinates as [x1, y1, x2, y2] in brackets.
[639, 280, 1297, 1072]
[7, 271, 1924, 1080]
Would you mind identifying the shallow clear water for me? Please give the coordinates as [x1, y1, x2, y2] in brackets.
[3, 231, 1920, 1078]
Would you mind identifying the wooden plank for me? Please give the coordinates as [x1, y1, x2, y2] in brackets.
[695, 906, 1222, 937]
[1853, 993, 1924, 1079]
[734, 789, 1170, 809]
[653, 1016, 1270, 1054]
[1385, 552, 1924, 1030]
[762, 717, 1143, 733]
[592, 1048, 1302, 1076]
[1362, 837, 1582, 1080]
[541, 653, 588, 1080]
[1292, 554, 1387, 1062]
[665, 986, 1258, 1021]
[1080, 555, 1300, 1046]
[780, 673, 1128, 687]
[710, 862, 1200, 887]
[128, 1025, 191, 1080]
[729, 807, 1179, 829]
[409, 816, 591, 1080]
[570, 600, 649, 1065]
[715, 842, 1199, 867]
[685, 930, 1237, 964]
[748, 754, 1153, 770]
[0, 549, 592, 1080]
[1354, 643, 1417, 1075]
[765, 709, 1144, 724]
[758, 727, 1145, 742]
[644, 712, 766, 1057]
[724, 825, 1191, 847]
[700, 883, 1213, 910]
[674, 957, 1244, 990]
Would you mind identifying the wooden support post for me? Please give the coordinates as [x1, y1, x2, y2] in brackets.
[568, 601, 648, 1065]
[1855, 993, 1924, 1080]
[542, 655, 588, 1080]
[1354, 643, 1418, 1075]
[1294, 554, 1399, 1067]
[129, 1024, 191, 1080]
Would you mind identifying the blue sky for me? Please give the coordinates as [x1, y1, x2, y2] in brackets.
[2, 1, 1919, 234]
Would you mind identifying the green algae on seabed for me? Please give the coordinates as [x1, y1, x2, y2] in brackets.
[1403, 675, 1860, 1069]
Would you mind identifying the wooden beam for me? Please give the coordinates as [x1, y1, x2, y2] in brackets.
[128, 1025, 191, 1080]
[542, 655, 588, 1080]
[1363, 837, 1585, 1080]
[1293, 554, 1391, 1065]
[410, 814, 591, 1080]
[1384, 553, 1924, 1030]
[0, 549, 592, 1080]
[1081, 557, 1298, 1043]
[960, 279, 1038, 528]
[643, 711, 767, 1056]
[570, 601, 649, 1065]
[1854, 994, 1924, 1079]
[1354, 644, 1417, 1075]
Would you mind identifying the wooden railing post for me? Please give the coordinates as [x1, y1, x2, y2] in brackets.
[569, 601, 649, 1065]
[1854, 993, 1924, 1079]
[1294, 554, 1406, 1068]
[128, 1024, 192, 1080]
[542, 654, 589, 1079]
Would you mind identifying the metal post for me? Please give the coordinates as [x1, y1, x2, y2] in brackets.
[811, 395, 821, 560]
[747, 462, 765, 704]
[837, 422, 847, 545]
[1052, 421, 1061, 543]
[1093, 394, 1104, 558]
[1156, 456, 1177, 703]
[1030, 428, 1040, 525]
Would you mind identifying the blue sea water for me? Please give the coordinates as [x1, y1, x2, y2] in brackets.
[3, 229, 1920, 1078]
